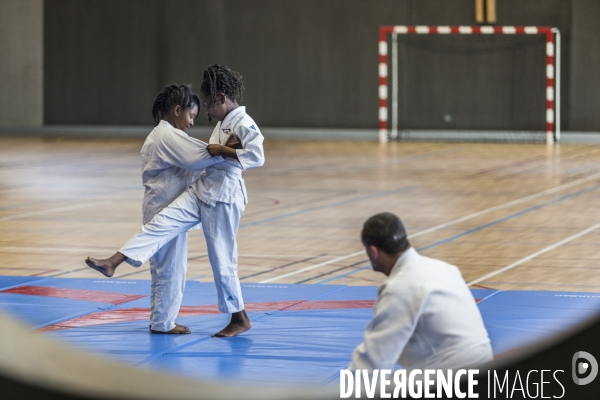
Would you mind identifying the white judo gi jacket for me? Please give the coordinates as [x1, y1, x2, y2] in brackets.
[141, 120, 223, 223]
[138, 120, 223, 331]
[349, 247, 493, 371]
[190, 106, 264, 206]
[120, 107, 264, 315]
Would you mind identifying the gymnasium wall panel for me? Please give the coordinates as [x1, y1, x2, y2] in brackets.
[44, 0, 162, 125]
[42, 0, 600, 131]
[569, 0, 600, 131]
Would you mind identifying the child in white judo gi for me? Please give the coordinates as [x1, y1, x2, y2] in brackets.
[86, 84, 238, 334]
[87, 65, 264, 337]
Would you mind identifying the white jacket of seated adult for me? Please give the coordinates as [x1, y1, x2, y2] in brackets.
[349, 247, 493, 371]
[190, 106, 265, 207]
[141, 120, 224, 223]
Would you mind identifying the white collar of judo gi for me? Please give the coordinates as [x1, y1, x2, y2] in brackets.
[389, 247, 420, 277]
[158, 120, 188, 136]
[220, 106, 246, 129]
[159, 120, 174, 128]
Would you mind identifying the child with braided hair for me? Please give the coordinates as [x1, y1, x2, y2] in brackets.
[86, 65, 264, 337]
[86, 84, 238, 334]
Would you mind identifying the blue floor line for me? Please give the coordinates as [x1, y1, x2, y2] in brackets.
[318, 183, 600, 283]
[135, 284, 351, 366]
[134, 308, 286, 366]
[240, 185, 417, 228]
[484, 281, 600, 288]
[116, 268, 150, 279]
[297, 284, 350, 301]
[417, 183, 600, 252]
[316, 265, 371, 284]
[134, 335, 214, 366]
[48, 267, 91, 278]
[320, 371, 342, 386]
[480, 290, 502, 302]
[133, 310, 286, 366]
[348, 146, 467, 171]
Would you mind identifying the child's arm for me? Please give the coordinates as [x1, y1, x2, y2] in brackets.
[234, 125, 265, 170]
[225, 134, 243, 149]
[158, 132, 223, 171]
[207, 127, 264, 170]
[207, 134, 242, 160]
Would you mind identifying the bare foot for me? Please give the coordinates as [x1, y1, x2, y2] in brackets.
[85, 252, 126, 277]
[151, 324, 191, 334]
[212, 310, 252, 337]
[149, 322, 189, 330]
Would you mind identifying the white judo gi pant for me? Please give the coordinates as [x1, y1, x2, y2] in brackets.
[147, 232, 189, 332]
[119, 188, 246, 328]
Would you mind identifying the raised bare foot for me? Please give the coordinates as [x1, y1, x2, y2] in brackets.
[150, 324, 191, 334]
[85, 252, 126, 277]
[212, 310, 252, 337]
[85, 257, 117, 277]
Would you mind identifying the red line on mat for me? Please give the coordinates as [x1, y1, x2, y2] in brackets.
[43, 299, 374, 330]
[42, 298, 483, 331]
[1, 285, 145, 305]
[288, 300, 375, 311]
[471, 283, 498, 290]
[29, 269, 59, 276]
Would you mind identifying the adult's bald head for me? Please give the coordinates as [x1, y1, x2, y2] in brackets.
[361, 212, 410, 255]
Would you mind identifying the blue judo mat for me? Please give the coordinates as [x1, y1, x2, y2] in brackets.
[1, 276, 599, 386]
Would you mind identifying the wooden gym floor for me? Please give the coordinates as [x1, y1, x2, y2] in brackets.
[1, 136, 600, 293]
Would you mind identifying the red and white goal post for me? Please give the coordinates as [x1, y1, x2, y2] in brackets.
[378, 26, 561, 144]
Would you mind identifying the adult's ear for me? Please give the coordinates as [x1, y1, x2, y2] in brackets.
[173, 105, 182, 116]
[365, 245, 380, 261]
[217, 92, 227, 105]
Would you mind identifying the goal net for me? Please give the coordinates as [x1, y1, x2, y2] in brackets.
[378, 26, 561, 144]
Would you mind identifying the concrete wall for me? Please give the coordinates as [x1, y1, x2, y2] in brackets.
[0, 0, 43, 127]
[39, 1, 600, 131]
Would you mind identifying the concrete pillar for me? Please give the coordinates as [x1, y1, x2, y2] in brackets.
[0, 0, 43, 127]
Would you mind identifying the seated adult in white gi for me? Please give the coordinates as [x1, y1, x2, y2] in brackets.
[86, 65, 264, 338]
[349, 212, 493, 371]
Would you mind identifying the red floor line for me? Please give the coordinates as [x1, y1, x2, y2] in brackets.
[1, 285, 146, 305]
[472, 283, 498, 290]
[29, 269, 60, 276]
[43, 299, 379, 331]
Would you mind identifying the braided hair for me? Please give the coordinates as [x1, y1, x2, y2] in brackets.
[200, 64, 245, 122]
[151, 84, 200, 125]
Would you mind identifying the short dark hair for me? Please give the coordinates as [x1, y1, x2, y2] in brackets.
[151, 84, 200, 125]
[361, 212, 410, 255]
